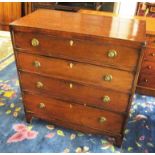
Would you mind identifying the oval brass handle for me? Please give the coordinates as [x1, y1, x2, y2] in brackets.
[99, 117, 106, 124]
[108, 50, 117, 58]
[70, 40, 74, 46]
[102, 96, 110, 103]
[39, 103, 45, 109]
[31, 38, 39, 47]
[33, 61, 41, 68]
[104, 74, 112, 82]
[36, 81, 43, 88]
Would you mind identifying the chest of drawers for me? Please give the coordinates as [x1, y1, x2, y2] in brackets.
[10, 9, 145, 146]
[136, 18, 155, 96]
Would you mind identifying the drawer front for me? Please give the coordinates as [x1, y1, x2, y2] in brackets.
[23, 92, 124, 134]
[20, 72, 129, 113]
[143, 47, 155, 62]
[14, 31, 139, 71]
[140, 60, 155, 74]
[16, 52, 134, 93]
[146, 35, 155, 48]
[138, 73, 155, 88]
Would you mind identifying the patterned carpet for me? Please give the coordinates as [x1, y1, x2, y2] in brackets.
[0, 32, 155, 153]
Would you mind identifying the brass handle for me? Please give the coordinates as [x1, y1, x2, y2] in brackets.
[69, 83, 73, 89]
[151, 53, 155, 57]
[108, 50, 117, 58]
[102, 96, 110, 103]
[99, 117, 106, 124]
[39, 103, 45, 109]
[104, 74, 112, 82]
[31, 38, 39, 47]
[70, 40, 74, 46]
[36, 81, 43, 88]
[33, 61, 41, 68]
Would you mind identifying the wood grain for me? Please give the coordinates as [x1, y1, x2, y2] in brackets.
[10, 9, 145, 48]
[20, 71, 130, 113]
[0, 2, 21, 30]
[16, 52, 134, 93]
[23, 92, 124, 134]
[13, 31, 140, 72]
[10, 10, 145, 146]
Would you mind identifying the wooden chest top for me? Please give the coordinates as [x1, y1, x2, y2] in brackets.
[10, 9, 145, 47]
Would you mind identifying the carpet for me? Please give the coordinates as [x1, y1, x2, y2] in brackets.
[0, 33, 155, 153]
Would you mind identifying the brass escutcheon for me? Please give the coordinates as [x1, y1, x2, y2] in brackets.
[31, 38, 39, 47]
[108, 50, 117, 58]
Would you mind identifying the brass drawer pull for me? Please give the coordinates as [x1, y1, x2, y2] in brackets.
[33, 61, 41, 68]
[103, 74, 112, 82]
[39, 103, 45, 109]
[99, 117, 106, 124]
[108, 50, 117, 58]
[36, 81, 44, 88]
[31, 38, 39, 47]
[102, 96, 110, 103]
[69, 83, 73, 89]
[70, 40, 74, 46]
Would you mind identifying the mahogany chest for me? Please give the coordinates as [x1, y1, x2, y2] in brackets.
[79, 9, 155, 96]
[10, 9, 145, 146]
[136, 17, 155, 96]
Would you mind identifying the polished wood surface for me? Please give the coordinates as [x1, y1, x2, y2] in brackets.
[16, 52, 134, 93]
[143, 47, 155, 62]
[79, 9, 154, 36]
[0, 2, 21, 30]
[24, 92, 124, 134]
[140, 60, 155, 74]
[78, 9, 155, 97]
[14, 31, 139, 72]
[20, 71, 129, 113]
[137, 27, 155, 95]
[10, 10, 145, 146]
[10, 9, 145, 47]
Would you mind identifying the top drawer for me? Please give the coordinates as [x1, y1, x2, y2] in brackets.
[13, 31, 139, 72]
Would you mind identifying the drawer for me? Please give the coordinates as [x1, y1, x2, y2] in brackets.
[14, 31, 139, 72]
[138, 73, 155, 88]
[23, 92, 124, 134]
[143, 47, 155, 62]
[20, 72, 129, 113]
[140, 60, 155, 74]
[146, 35, 155, 48]
[16, 52, 134, 93]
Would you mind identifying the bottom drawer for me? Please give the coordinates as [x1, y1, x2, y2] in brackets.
[138, 73, 155, 88]
[23, 92, 124, 134]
